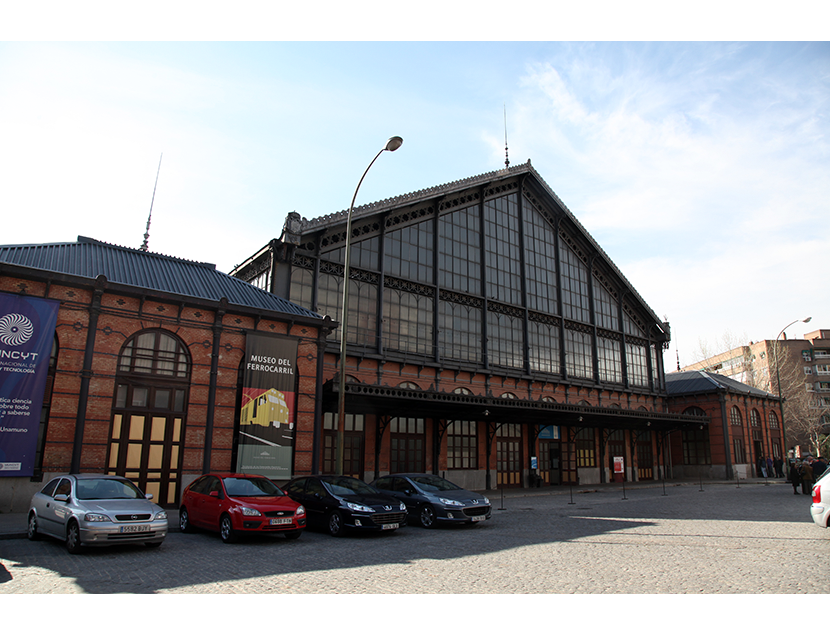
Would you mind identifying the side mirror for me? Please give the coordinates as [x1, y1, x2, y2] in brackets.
[145, 493, 154, 500]
[404, 489, 414, 496]
[209, 490, 220, 498]
[54, 494, 69, 502]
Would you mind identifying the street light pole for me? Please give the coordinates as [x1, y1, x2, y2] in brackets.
[774, 317, 811, 466]
[335, 136, 403, 476]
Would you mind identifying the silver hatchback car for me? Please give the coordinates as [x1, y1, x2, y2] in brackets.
[27, 474, 168, 553]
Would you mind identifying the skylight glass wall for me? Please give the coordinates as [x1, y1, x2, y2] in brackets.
[293, 188, 664, 390]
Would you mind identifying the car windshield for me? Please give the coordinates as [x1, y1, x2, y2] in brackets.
[223, 476, 284, 497]
[76, 478, 144, 500]
[410, 475, 460, 492]
[321, 476, 377, 496]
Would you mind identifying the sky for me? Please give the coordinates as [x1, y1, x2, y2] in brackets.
[1, 9, 828, 374]
[0, 7, 819, 620]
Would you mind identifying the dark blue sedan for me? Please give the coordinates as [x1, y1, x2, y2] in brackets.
[371, 473, 491, 528]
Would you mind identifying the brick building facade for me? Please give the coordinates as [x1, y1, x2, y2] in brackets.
[666, 370, 783, 480]
[0, 237, 329, 512]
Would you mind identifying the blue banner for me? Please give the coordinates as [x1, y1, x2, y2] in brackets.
[0, 293, 60, 477]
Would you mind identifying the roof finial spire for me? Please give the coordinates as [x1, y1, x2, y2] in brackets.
[141, 153, 163, 252]
[503, 104, 510, 169]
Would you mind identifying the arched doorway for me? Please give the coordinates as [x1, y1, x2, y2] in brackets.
[106, 329, 191, 506]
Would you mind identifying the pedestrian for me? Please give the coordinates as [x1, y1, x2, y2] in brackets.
[774, 457, 784, 478]
[758, 456, 767, 478]
[788, 461, 801, 495]
[766, 457, 774, 478]
[800, 460, 814, 495]
[813, 457, 827, 478]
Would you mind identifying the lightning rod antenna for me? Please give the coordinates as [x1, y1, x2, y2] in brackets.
[503, 105, 510, 169]
[141, 153, 163, 252]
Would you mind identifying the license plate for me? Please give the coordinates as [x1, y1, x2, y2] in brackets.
[270, 518, 292, 525]
[119, 524, 150, 533]
[470, 515, 486, 522]
[381, 523, 399, 530]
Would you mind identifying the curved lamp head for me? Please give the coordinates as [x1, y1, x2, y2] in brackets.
[385, 136, 404, 152]
[804, 317, 812, 323]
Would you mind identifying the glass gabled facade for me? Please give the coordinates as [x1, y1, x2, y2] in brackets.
[287, 179, 667, 390]
[232, 165, 691, 490]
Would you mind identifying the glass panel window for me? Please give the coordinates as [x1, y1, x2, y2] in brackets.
[483, 194, 522, 306]
[119, 331, 190, 378]
[438, 205, 480, 295]
[438, 300, 481, 363]
[651, 345, 663, 390]
[289, 267, 313, 311]
[383, 289, 433, 355]
[528, 320, 560, 374]
[322, 236, 379, 272]
[487, 311, 524, 369]
[559, 242, 590, 323]
[623, 311, 646, 338]
[317, 272, 343, 340]
[598, 336, 622, 384]
[564, 328, 593, 379]
[730, 406, 743, 426]
[523, 202, 558, 315]
[769, 411, 779, 429]
[626, 342, 649, 387]
[593, 280, 618, 331]
[347, 280, 377, 349]
[384, 223, 433, 284]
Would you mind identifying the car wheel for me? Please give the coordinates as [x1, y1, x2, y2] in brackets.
[27, 513, 40, 541]
[66, 520, 83, 554]
[220, 514, 237, 543]
[144, 541, 163, 549]
[284, 530, 302, 540]
[328, 510, 346, 537]
[419, 504, 437, 528]
[179, 507, 193, 533]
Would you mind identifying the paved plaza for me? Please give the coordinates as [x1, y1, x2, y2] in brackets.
[0, 481, 827, 595]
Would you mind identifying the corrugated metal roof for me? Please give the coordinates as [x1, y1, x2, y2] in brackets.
[0, 236, 323, 320]
[666, 370, 778, 399]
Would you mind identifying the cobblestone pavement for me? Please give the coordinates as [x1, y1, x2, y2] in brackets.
[1, 482, 827, 595]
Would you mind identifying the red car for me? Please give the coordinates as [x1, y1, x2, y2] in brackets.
[179, 473, 305, 543]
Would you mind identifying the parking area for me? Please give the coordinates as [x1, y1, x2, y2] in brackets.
[0, 481, 827, 595]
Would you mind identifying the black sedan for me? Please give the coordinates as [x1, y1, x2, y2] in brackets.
[371, 473, 491, 528]
[283, 475, 407, 537]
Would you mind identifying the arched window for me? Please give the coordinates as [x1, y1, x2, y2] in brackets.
[108, 329, 191, 506]
[730, 406, 743, 426]
[769, 411, 779, 429]
[453, 387, 473, 396]
[398, 381, 420, 390]
[750, 409, 761, 427]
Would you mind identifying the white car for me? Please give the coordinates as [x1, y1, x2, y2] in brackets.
[28, 474, 168, 553]
[811, 466, 830, 530]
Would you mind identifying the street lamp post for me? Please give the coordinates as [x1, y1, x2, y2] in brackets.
[335, 136, 403, 476]
[774, 317, 811, 466]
